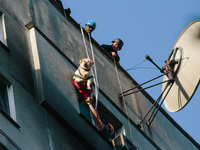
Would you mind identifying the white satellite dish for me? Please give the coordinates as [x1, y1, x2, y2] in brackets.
[163, 20, 200, 112]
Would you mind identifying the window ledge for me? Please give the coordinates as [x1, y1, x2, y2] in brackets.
[79, 113, 113, 146]
[0, 109, 20, 129]
[0, 41, 10, 53]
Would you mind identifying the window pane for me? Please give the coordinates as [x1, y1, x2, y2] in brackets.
[0, 142, 8, 150]
[0, 13, 7, 46]
[0, 80, 9, 115]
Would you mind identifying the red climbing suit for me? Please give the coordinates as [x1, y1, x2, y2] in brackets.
[73, 75, 94, 102]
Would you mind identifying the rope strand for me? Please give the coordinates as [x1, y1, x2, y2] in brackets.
[88, 33, 99, 110]
[80, 24, 99, 111]
[80, 24, 90, 58]
[114, 60, 134, 142]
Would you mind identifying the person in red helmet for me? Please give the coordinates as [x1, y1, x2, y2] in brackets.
[101, 38, 124, 64]
[86, 97, 115, 140]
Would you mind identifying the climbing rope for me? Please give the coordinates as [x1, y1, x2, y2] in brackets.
[114, 60, 134, 142]
[88, 33, 99, 110]
[80, 24, 90, 58]
[80, 24, 99, 110]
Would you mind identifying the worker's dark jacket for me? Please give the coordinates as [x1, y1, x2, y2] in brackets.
[101, 44, 120, 63]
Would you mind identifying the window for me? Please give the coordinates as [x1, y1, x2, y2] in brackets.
[112, 133, 138, 150]
[97, 102, 123, 134]
[0, 80, 9, 115]
[0, 129, 21, 149]
[0, 142, 8, 150]
[0, 76, 16, 122]
[0, 12, 7, 46]
[80, 100, 123, 139]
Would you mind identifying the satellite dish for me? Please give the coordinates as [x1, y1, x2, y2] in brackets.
[163, 20, 200, 112]
[120, 20, 200, 126]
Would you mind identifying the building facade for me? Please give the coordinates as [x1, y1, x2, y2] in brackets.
[0, 0, 199, 149]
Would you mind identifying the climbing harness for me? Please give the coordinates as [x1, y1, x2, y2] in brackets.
[73, 74, 94, 82]
[73, 78, 94, 102]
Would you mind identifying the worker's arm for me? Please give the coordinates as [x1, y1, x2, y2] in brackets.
[87, 102, 104, 130]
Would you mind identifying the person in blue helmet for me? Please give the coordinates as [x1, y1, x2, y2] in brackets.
[84, 20, 96, 34]
[101, 38, 124, 64]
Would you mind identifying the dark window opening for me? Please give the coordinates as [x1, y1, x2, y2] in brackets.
[79, 100, 123, 140]
[97, 102, 122, 132]
[113, 133, 138, 150]
[0, 142, 8, 150]
[0, 80, 10, 116]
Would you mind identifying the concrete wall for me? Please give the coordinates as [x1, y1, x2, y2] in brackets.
[0, 0, 199, 150]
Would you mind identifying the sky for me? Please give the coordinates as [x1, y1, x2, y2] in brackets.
[62, 0, 200, 144]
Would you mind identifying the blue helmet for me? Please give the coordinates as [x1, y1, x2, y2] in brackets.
[85, 20, 96, 29]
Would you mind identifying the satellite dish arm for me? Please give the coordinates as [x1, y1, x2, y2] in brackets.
[145, 55, 164, 73]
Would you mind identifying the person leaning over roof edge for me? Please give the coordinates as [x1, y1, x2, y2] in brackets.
[101, 38, 124, 64]
[84, 20, 96, 34]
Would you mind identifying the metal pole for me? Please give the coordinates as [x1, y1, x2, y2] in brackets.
[147, 82, 173, 126]
[138, 81, 171, 126]
[120, 73, 166, 96]
[145, 55, 163, 72]
[121, 80, 169, 97]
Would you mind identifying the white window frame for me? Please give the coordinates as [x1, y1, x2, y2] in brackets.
[7, 84, 16, 121]
[0, 12, 7, 46]
[0, 79, 16, 121]
[29, 27, 45, 102]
